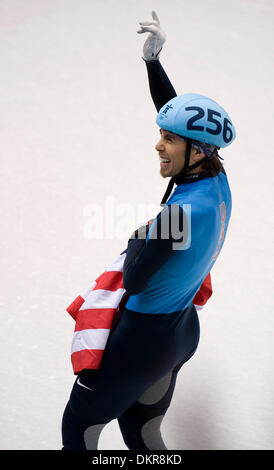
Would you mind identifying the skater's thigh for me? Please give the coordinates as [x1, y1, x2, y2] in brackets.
[70, 312, 177, 420]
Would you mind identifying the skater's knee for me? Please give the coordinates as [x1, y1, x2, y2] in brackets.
[118, 413, 167, 450]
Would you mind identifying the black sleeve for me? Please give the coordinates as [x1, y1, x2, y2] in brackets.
[145, 60, 177, 112]
[123, 204, 186, 295]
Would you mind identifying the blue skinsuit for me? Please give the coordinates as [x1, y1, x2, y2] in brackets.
[61, 60, 232, 450]
[125, 172, 231, 314]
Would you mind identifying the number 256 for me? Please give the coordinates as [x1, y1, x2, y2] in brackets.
[186, 106, 233, 143]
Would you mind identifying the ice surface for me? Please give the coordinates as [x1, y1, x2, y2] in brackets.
[0, 0, 273, 450]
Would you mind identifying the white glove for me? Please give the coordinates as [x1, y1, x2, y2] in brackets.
[137, 11, 166, 62]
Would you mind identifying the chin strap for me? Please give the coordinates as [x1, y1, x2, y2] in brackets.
[160, 177, 176, 207]
[160, 139, 215, 207]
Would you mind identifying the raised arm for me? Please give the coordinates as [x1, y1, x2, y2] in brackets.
[138, 11, 177, 111]
[145, 61, 177, 111]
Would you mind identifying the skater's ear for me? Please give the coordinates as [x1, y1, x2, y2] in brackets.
[190, 147, 206, 165]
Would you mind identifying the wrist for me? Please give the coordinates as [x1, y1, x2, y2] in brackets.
[142, 56, 160, 63]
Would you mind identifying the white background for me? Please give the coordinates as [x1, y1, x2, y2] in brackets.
[0, 0, 273, 450]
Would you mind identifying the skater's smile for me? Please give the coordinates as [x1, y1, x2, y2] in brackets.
[155, 129, 205, 178]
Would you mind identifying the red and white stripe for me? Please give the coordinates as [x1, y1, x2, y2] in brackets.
[66, 252, 212, 374]
[67, 253, 126, 374]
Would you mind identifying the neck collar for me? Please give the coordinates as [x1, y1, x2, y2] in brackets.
[160, 168, 221, 207]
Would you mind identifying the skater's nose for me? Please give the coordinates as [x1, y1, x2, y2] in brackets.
[155, 136, 165, 152]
